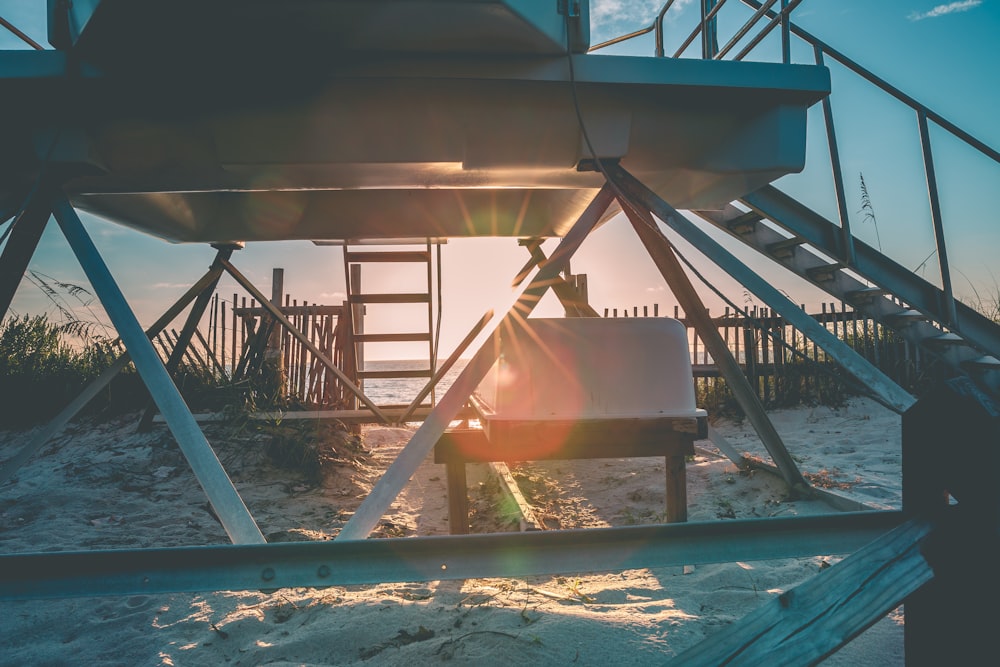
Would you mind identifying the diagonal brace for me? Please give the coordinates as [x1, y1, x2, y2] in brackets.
[51, 196, 264, 545]
[608, 164, 915, 414]
[219, 258, 390, 424]
[619, 197, 808, 491]
[0, 263, 228, 485]
[336, 184, 617, 540]
[137, 244, 239, 432]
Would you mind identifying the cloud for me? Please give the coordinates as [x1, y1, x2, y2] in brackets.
[590, 0, 695, 37]
[908, 0, 983, 21]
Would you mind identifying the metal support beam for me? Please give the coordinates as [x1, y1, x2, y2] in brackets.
[137, 244, 238, 431]
[51, 196, 264, 545]
[219, 258, 389, 424]
[0, 511, 902, 600]
[336, 184, 617, 541]
[609, 165, 915, 414]
[619, 199, 808, 492]
[0, 185, 52, 321]
[0, 264, 226, 485]
[521, 240, 600, 317]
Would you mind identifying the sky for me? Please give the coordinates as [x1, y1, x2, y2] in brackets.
[1, 0, 998, 361]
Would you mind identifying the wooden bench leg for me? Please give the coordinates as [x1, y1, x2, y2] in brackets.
[445, 460, 470, 535]
[664, 454, 688, 523]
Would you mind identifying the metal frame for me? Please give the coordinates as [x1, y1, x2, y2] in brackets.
[0, 511, 902, 600]
[51, 196, 266, 545]
[608, 164, 916, 414]
[336, 184, 617, 540]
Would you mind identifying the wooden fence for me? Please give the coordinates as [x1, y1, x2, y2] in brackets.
[148, 293, 926, 409]
[148, 292, 358, 410]
[606, 302, 925, 407]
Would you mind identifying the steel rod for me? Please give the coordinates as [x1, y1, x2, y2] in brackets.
[588, 24, 654, 53]
[51, 196, 264, 545]
[739, 0, 999, 165]
[715, 0, 778, 61]
[815, 45, 856, 266]
[731, 0, 803, 62]
[0, 511, 903, 600]
[917, 109, 958, 328]
[336, 184, 617, 541]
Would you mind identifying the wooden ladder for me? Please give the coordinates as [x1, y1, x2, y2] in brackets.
[343, 240, 438, 404]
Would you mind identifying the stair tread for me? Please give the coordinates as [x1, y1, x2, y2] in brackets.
[964, 355, 1000, 368]
[767, 236, 807, 250]
[925, 332, 965, 344]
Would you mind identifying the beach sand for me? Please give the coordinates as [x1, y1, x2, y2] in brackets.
[0, 397, 903, 665]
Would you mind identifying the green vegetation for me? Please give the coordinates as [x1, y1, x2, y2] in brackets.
[0, 314, 133, 427]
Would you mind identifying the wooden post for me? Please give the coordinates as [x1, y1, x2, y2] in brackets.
[445, 461, 469, 535]
[665, 455, 688, 523]
[902, 377, 1000, 666]
[350, 263, 365, 396]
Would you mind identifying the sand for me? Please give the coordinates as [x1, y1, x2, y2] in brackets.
[0, 397, 903, 665]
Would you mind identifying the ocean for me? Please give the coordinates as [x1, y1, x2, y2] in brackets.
[360, 358, 469, 406]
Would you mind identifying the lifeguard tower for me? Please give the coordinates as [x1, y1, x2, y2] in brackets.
[1, 2, 998, 663]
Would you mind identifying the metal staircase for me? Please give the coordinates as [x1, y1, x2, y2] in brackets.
[342, 240, 439, 402]
[693, 189, 1000, 394]
[599, 0, 1000, 399]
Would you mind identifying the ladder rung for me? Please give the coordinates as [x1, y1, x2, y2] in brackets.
[346, 251, 430, 263]
[358, 369, 434, 380]
[354, 332, 432, 343]
[348, 293, 431, 304]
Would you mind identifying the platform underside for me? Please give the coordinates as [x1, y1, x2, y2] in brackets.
[1, 1, 830, 242]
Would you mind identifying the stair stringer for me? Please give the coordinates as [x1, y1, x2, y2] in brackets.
[693, 187, 1000, 394]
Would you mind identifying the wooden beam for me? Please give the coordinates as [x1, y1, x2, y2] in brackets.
[668, 518, 934, 666]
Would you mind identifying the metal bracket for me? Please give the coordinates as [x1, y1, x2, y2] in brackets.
[557, 0, 581, 18]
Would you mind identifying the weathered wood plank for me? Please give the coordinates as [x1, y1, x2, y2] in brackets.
[669, 518, 934, 666]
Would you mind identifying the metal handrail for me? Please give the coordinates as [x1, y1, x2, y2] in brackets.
[727, 0, 802, 61]
[715, 0, 778, 60]
[672, 0, 728, 59]
[737, 0, 999, 329]
[588, 23, 655, 52]
[0, 15, 44, 50]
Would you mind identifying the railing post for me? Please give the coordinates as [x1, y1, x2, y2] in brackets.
[917, 108, 958, 329]
[702, 0, 719, 59]
[814, 45, 856, 267]
[780, 0, 791, 63]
